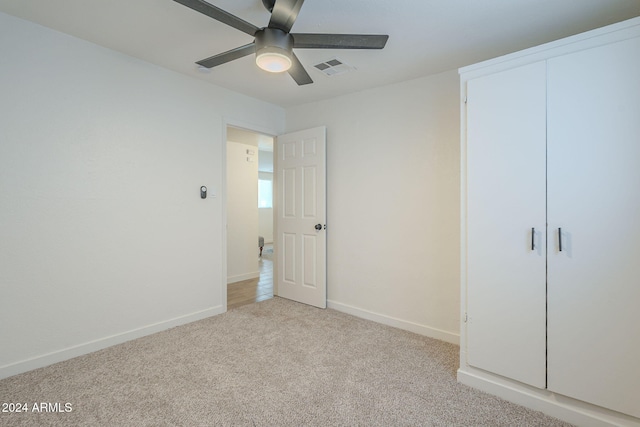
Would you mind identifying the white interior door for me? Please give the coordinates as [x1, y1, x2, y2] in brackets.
[547, 37, 640, 418]
[275, 126, 326, 308]
[465, 61, 547, 388]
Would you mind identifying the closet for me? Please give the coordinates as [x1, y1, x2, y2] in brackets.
[459, 17, 640, 424]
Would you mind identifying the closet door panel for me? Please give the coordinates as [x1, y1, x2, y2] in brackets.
[547, 36, 640, 418]
[466, 61, 547, 388]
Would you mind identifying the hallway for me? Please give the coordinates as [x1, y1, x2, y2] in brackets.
[227, 245, 273, 309]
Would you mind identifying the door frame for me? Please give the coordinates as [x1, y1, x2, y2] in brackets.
[222, 118, 280, 311]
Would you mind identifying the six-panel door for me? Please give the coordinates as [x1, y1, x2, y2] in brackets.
[276, 126, 327, 309]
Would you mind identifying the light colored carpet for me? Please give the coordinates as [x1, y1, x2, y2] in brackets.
[0, 297, 572, 426]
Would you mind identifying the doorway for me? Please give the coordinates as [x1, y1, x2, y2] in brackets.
[226, 125, 275, 309]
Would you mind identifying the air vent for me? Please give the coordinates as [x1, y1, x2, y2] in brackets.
[313, 58, 356, 77]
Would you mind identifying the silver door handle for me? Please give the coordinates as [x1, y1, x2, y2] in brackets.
[558, 228, 562, 252]
[531, 227, 535, 250]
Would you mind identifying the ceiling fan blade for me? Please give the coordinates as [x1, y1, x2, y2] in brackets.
[196, 43, 256, 68]
[292, 34, 389, 49]
[173, 0, 259, 36]
[269, 0, 305, 33]
[288, 52, 313, 85]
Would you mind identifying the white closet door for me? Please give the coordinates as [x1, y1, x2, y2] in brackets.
[547, 37, 640, 418]
[465, 61, 547, 388]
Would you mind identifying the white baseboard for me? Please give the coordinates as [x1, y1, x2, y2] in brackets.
[457, 368, 640, 427]
[227, 271, 260, 284]
[327, 300, 459, 345]
[0, 305, 226, 380]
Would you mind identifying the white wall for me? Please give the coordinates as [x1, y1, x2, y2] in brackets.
[258, 208, 273, 244]
[258, 171, 274, 243]
[226, 141, 259, 283]
[285, 71, 461, 343]
[0, 12, 284, 378]
[258, 150, 274, 173]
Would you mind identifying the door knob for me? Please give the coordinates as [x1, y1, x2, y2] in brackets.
[315, 224, 322, 231]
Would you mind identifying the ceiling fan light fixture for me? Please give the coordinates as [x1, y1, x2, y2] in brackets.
[256, 47, 292, 73]
[254, 28, 294, 73]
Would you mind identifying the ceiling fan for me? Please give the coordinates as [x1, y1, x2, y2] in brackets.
[173, 0, 389, 85]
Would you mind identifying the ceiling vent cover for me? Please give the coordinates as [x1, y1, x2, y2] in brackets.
[313, 58, 356, 77]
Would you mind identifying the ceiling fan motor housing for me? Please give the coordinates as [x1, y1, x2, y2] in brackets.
[255, 28, 293, 53]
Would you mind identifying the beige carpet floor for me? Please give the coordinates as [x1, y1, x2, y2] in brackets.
[0, 297, 572, 426]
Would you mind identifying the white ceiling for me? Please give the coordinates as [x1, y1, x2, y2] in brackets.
[1, 0, 639, 107]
